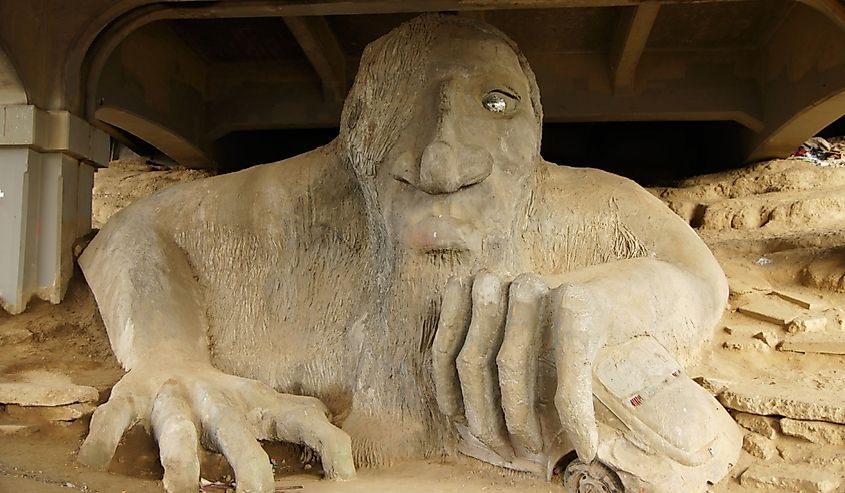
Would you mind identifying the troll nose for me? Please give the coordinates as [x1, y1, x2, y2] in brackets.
[418, 141, 492, 194]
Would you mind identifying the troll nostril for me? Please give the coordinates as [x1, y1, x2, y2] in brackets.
[394, 175, 414, 187]
[392, 151, 419, 188]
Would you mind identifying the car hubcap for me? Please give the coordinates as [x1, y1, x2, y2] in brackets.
[578, 475, 613, 493]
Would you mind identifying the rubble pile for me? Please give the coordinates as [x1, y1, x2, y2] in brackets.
[696, 271, 845, 493]
[650, 148, 845, 492]
[92, 157, 212, 229]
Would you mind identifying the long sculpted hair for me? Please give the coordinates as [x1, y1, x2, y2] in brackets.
[333, 14, 544, 467]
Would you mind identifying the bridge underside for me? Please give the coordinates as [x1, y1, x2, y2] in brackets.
[86, 0, 845, 171]
[0, 0, 844, 311]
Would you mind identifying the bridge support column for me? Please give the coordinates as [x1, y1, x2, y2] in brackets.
[0, 105, 109, 314]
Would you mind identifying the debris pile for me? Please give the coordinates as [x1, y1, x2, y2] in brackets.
[789, 137, 845, 168]
[696, 270, 845, 493]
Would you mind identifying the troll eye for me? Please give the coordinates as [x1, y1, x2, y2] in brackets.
[481, 90, 519, 114]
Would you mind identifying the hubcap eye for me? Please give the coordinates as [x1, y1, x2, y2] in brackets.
[482, 92, 507, 113]
[481, 90, 518, 114]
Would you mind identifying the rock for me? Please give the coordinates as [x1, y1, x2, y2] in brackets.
[734, 412, 779, 439]
[780, 330, 845, 355]
[737, 296, 802, 326]
[722, 337, 768, 351]
[0, 381, 99, 406]
[742, 433, 776, 459]
[719, 381, 845, 424]
[753, 330, 780, 347]
[781, 418, 845, 445]
[723, 323, 767, 337]
[787, 314, 829, 333]
[740, 463, 841, 493]
[0, 328, 32, 345]
[0, 424, 38, 436]
[773, 289, 823, 310]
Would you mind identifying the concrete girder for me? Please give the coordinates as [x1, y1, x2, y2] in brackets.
[749, 88, 845, 161]
[610, 2, 661, 93]
[73, 0, 754, 120]
[161, 0, 752, 17]
[71, 0, 845, 167]
[283, 16, 347, 102]
[535, 49, 764, 130]
[73, 0, 818, 115]
[204, 49, 764, 134]
[457, 10, 487, 21]
[747, 1, 845, 161]
[92, 21, 212, 168]
[204, 60, 340, 140]
[95, 107, 208, 167]
[0, 46, 26, 105]
[798, 0, 845, 31]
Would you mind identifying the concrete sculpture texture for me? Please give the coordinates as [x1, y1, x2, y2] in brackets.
[78, 14, 734, 493]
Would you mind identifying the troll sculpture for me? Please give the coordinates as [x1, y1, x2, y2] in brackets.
[79, 14, 739, 493]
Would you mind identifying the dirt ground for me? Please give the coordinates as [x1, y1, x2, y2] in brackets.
[2, 156, 845, 492]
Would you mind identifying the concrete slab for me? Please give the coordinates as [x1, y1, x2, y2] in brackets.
[0, 381, 98, 406]
[723, 323, 769, 336]
[774, 289, 824, 310]
[733, 412, 779, 439]
[719, 381, 845, 424]
[5, 403, 95, 422]
[737, 296, 802, 326]
[780, 330, 845, 355]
